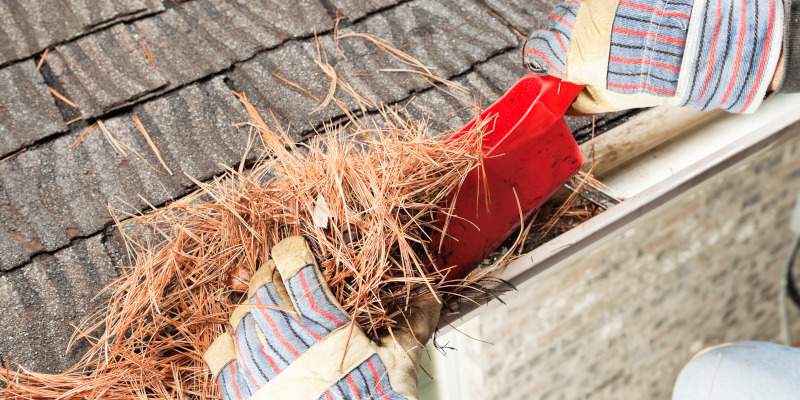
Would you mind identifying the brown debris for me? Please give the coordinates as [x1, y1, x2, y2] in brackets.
[0, 93, 496, 399]
[523, 173, 607, 254]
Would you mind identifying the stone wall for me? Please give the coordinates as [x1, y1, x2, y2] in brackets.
[444, 121, 800, 399]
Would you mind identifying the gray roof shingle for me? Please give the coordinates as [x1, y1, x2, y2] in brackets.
[45, 0, 333, 118]
[327, 0, 400, 21]
[132, 0, 332, 85]
[404, 57, 514, 135]
[0, 234, 121, 374]
[0, 77, 249, 272]
[482, 0, 553, 35]
[0, 60, 67, 157]
[47, 23, 169, 118]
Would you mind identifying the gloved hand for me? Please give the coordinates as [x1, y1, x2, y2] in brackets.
[523, 0, 788, 114]
[203, 236, 441, 400]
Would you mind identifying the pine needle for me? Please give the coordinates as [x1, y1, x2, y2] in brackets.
[48, 86, 77, 108]
[0, 148, 27, 164]
[140, 41, 156, 67]
[133, 114, 173, 175]
[36, 48, 49, 70]
[271, 71, 321, 103]
[70, 122, 99, 149]
[96, 119, 128, 157]
[66, 116, 83, 125]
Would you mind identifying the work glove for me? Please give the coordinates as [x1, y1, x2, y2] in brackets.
[203, 236, 441, 400]
[523, 0, 788, 114]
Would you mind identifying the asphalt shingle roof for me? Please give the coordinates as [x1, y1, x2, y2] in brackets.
[0, 0, 164, 67]
[0, 0, 636, 374]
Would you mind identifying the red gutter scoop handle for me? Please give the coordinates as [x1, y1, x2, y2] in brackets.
[434, 74, 585, 280]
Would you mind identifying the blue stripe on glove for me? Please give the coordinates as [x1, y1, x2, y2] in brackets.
[285, 265, 350, 336]
[228, 264, 352, 395]
[607, 0, 693, 96]
[212, 236, 413, 400]
[679, 0, 781, 112]
[318, 354, 407, 400]
[523, 1, 580, 78]
[522, 0, 783, 113]
[218, 360, 254, 400]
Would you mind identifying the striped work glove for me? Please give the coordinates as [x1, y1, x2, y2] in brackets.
[523, 0, 796, 114]
[203, 236, 441, 400]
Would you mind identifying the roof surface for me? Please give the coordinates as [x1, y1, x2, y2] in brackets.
[0, 0, 636, 373]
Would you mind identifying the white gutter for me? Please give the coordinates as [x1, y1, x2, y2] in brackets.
[438, 93, 800, 333]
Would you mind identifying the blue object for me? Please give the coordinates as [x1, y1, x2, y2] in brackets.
[673, 341, 800, 399]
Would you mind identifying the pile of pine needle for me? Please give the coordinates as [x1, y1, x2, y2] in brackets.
[0, 87, 508, 398]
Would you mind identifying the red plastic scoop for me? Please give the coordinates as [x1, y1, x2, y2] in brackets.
[434, 74, 585, 280]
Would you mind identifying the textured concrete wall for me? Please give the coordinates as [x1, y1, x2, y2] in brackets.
[451, 121, 800, 399]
